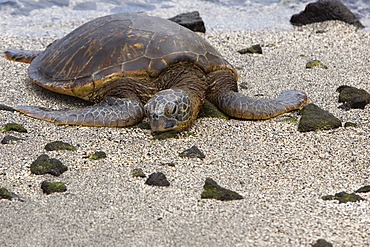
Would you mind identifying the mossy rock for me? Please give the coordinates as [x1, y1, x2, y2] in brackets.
[0, 187, 12, 200]
[1, 123, 27, 133]
[30, 154, 68, 176]
[145, 172, 170, 186]
[45, 141, 77, 151]
[84, 151, 107, 160]
[322, 191, 365, 203]
[344, 122, 357, 128]
[1, 135, 24, 144]
[355, 185, 370, 193]
[179, 145, 205, 159]
[152, 130, 179, 140]
[201, 177, 243, 201]
[298, 103, 341, 132]
[306, 60, 328, 69]
[198, 100, 229, 119]
[41, 181, 67, 195]
[131, 168, 146, 178]
[237, 44, 262, 54]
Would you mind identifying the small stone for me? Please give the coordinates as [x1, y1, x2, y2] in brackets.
[1, 122, 27, 132]
[312, 238, 333, 247]
[306, 60, 328, 69]
[41, 181, 67, 195]
[322, 191, 365, 203]
[336, 85, 370, 110]
[179, 145, 205, 159]
[145, 172, 170, 186]
[152, 130, 178, 140]
[131, 168, 146, 178]
[201, 177, 243, 201]
[45, 141, 77, 151]
[298, 103, 341, 132]
[1, 135, 24, 144]
[84, 151, 107, 160]
[344, 122, 357, 128]
[355, 185, 370, 193]
[30, 154, 68, 176]
[237, 44, 263, 54]
[0, 187, 23, 201]
[168, 11, 206, 33]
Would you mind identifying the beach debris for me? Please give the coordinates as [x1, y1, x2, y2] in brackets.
[168, 11, 206, 33]
[298, 103, 341, 132]
[201, 177, 243, 201]
[237, 44, 262, 54]
[312, 238, 333, 247]
[145, 172, 170, 187]
[322, 191, 365, 203]
[41, 181, 67, 195]
[30, 154, 68, 176]
[83, 151, 107, 160]
[290, 0, 364, 29]
[336, 85, 370, 110]
[1, 122, 27, 132]
[1, 135, 24, 144]
[131, 168, 146, 178]
[179, 145, 205, 159]
[355, 185, 370, 193]
[44, 141, 77, 151]
[306, 60, 328, 69]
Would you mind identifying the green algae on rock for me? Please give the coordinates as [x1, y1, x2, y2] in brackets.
[322, 191, 365, 203]
[1, 122, 27, 133]
[237, 44, 262, 54]
[45, 141, 77, 151]
[131, 168, 146, 178]
[152, 130, 179, 140]
[201, 177, 243, 201]
[1, 135, 24, 144]
[298, 103, 341, 132]
[344, 122, 358, 128]
[145, 172, 170, 186]
[306, 60, 328, 69]
[355, 185, 370, 193]
[30, 154, 68, 176]
[312, 238, 333, 247]
[84, 151, 107, 160]
[179, 145, 205, 159]
[0, 187, 12, 200]
[41, 181, 67, 195]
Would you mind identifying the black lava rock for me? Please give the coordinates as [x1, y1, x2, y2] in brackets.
[41, 181, 67, 195]
[30, 154, 68, 176]
[1, 135, 24, 144]
[337, 85, 370, 110]
[312, 239, 333, 247]
[179, 145, 205, 159]
[290, 0, 364, 29]
[168, 11, 206, 33]
[44, 141, 77, 151]
[145, 172, 170, 187]
[298, 103, 341, 132]
[201, 177, 243, 201]
[322, 191, 365, 203]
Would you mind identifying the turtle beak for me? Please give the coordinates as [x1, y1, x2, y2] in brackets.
[149, 113, 177, 132]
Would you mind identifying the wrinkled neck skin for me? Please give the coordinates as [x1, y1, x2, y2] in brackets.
[206, 70, 238, 104]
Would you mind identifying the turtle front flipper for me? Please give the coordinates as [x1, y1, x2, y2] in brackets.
[216, 90, 307, 119]
[3, 48, 42, 63]
[12, 97, 144, 127]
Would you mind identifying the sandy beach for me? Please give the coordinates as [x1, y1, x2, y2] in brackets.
[1, 14, 370, 246]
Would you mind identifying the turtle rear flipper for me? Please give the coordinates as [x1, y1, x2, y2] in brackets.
[14, 97, 144, 127]
[3, 48, 42, 63]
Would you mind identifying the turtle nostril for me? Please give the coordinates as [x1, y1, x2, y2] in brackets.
[152, 113, 159, 120]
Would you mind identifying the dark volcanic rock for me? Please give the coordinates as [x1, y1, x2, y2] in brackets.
[83, 151, 107, 160]
[45, 141, 77, 151]
[30, 154, 68, 176]
[201, 177, 243, 201]
[322, 191, 365, 203]
[312, 239, 333, 247]
[1, 135, 24, 144]
[337, 85, 370, 110]
[290, 0, 364, 29]
[237, 44, 263, 54]
[41, 181, 67, 195]
[298, 103, 341, 132]
[145, 172, 170, 186]
[168, 11, 206, 33]
[0, 187, 24, 201]
[179, 145, 205, 159]
[131, 168, 146, 178]
[1, 122, 27, 132]
[355, 185, 370, 193]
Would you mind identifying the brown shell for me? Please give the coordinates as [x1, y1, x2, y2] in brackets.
[28, 13, 236, 99]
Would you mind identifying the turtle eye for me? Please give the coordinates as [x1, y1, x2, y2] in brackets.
[165, 103, 178, 116]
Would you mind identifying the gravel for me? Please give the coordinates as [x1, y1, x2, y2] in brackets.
[1, 14, 370, 246]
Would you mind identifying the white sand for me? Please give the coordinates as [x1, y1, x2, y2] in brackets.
[1, 14, 370, 246]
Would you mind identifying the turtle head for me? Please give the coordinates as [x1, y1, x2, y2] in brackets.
[144, 89, 193, 132]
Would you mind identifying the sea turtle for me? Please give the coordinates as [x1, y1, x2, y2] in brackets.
[2, 13, 307, 132]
